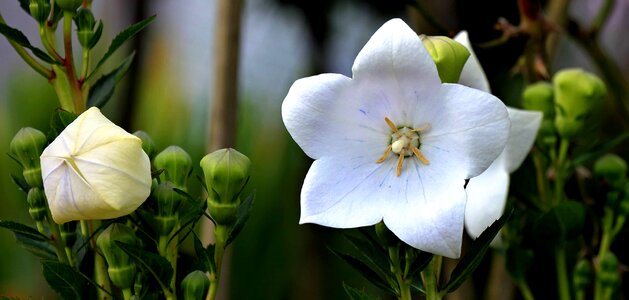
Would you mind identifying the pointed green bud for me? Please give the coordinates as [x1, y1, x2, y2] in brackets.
[55, 0, 82, 12]
[154, 146, 192, 190]
[522, 81, 554, 119]
[597, 253, 619, 288]
[27, 187, 47, 222]
[73, 8, 97, 48]
[375, 221, 399, 247]
[572, 259, 591, 291]
[133, 131, 157, 160]
[29, 0, 51, 24]
[10, 127, 47, 187]
[594, 154, 627, 190]
[181, 270, 210, 300]
[553, 69, 606, 138]
[96, 223, 138, 289]
[200, 148, 251, 225]
[420, 35, 470, 83]
[152, 182, 182, 235]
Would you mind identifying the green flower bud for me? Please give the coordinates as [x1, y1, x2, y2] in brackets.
[29, 0, 51, 24]
[572, 259, 591, 290]
[200, 148, 251, 225]
[55, 0, 82, 12]
[619, 184, 629, 215]
[60, 221, 78, 248]
[133, 131, 157, 160]
[598, 253, 619, 287]
[154, 146, 192, 190]
[180, 270, 210, 300]
[522, 81, 554, 119]
[27, 187, 47, 222]
[10, 127, 47, 187]
[420, 35, 470, 83]
[375, 221, 399, 247]
[73, 8, 96, 48]
[553, 69, 606, 138]
[152, 182, 182, 235]
[96, 223, 138, 289]
[594, 154, 627, 190]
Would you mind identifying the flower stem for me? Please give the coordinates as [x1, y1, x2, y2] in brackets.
[555, 246, 571, 300]
[518, 281, 536, 300]
[158, 233, 178, 294]
[0, 13, 52, 78]
[594, 209, 615, 300]
[422, 255, 442, 300]
[82, 220, 112, 299]
[208, 225, 229, 300]
[554, 138, 570, 204]
[122, 288, 133, 300]
[62, 11, 85, 113]
[388, 246, 412, 300]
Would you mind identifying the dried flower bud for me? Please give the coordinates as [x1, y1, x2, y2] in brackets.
[553, 69, 606, 138]
[420, 35, 470, 83]
[97, 223, 138, 289]
[154, 146, 192, 190]
[180, 270, 210, 300]
[40, 107, 152, 224]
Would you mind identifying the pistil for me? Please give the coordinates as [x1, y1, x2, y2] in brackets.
[376, 117, 430, 176]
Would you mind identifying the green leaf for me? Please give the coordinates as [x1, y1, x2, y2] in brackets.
[87, 20, 104, 49]
[408, 250, 433, 278]
[343, 282, 381, 300]
[116, 241, 174, 291]
[344, 233, 391, 278]
[87, 52, 135, 108]
[10, 173, 30, 193]
[0, 220, 49, 242]
[42, 260, 87, 299]
[47, 109, 77, 142]
[88, 15, 156, 80]
[505, 246, 534, 284]
[328, 247, 397, 295]
[534, 201, 585, 241]
[0, 23, 56, 64]
[16, 234, 57, 260]
[225, 192, 255, 246]
[573, 132, 629, 166]
[193, 234, 216, 274]
[440, 209, 511, 294]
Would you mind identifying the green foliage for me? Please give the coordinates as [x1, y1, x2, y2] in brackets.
[225, 192, 255, 246]
[46, 109, 77, 142]
[343, 282, 381, 300]
[0, 23, 56, 64]
[42, 260, 87, 300]
[534, 201, 586, 242]
[116, 241, 174, 293]
[328, 246, 396, 295]
[193, 234, 216, 274]
[0, 220, 49, 242]
[87, 52, 135, 109]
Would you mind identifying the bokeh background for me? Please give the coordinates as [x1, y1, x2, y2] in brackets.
[1, 0, 627, 299]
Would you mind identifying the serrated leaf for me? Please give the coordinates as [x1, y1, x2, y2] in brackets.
[88, 15, 156, 80]
[534, 201, 585, 242]
[225, 192, 255, 246]
[573, 132, 629, 166]
[16, 234, 57, 259]
[87, 52, 135, 108]
[87, 20, 104, 49]
[0, 23, 56, 64]
[440, 209, 511, 294]
[0, 220, 49, 242]
[42, 260, 87, 299]
[344, 233, 391, 278]
[117, 241, 174, 291]
[408, 250, 433, 278]
[329, 247, 397, 295]
[47, 109, 77, 142]
[193, 234, 216, 274]
[10, 173, 30, 193]
[343, 282, 381, 300]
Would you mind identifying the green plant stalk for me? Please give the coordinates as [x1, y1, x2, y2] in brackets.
[122, 288, 133, 300]
[208, 224, 229, 300]
[81, 49, 91, 99]
[554, 138, 570, 204]
[158, 230, 179, 294]
[594, 209, 614, 300]
[533, 150, 548, 205]
[423, 255, 442, 300]
[0, 13, 52, 78]
[388, 246, 412, 300]
[591, 0, 615, 34]
[62, 11, 85, 113]
[39, 25, 63, 62]
[46, 211, 70, 265]
[51, 64, 77, 112]
[555, 246, 571, 300]
[81, 220, 112, 299]
[518, 281, 536, 300]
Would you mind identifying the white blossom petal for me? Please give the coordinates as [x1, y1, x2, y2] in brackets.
[454, 31, 491, 93]
[464, 161, 509, 239]
[502, 108, 543, 173]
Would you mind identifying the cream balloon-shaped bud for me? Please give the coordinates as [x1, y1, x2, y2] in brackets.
[40, 107, 152, 224]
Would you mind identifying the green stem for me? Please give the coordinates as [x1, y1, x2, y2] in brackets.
[518, 281, 536, 300]
[82, 220, 112, 300]
[62, 11, 85, 113]
[80, 49, 91, 99]
[555, 246, 571, 300]
[158, 233, 178, 293]
[43, 207, 70, 265]
[122, 288, 133, 300]
[0, 13, 53, 78]
[208, 225, 229, 300]
[422, 255, 442, 300]
[388, 246, 412, 300]
[554, 138, 570, 204]
[533, 150, 548, 205]
[39, 25, 63, 62]
[594, 209, 614, 300]
[591, 0, 615, 34]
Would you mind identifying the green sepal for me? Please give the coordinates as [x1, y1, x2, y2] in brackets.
[440, 209, 511, 294]
[27, 187, 48, 221]
[225, 192, 255, 246]
[97, 223, 138, 289]
[29, 0, 51, 24]
[181, 270, 210, 300]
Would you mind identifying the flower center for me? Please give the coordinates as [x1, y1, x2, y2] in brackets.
[376, 117, 430, 177]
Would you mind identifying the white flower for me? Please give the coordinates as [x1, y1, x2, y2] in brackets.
[454, 31, 543, 240]
[282, 19, 510, 258]
[40, 107, 152, 224]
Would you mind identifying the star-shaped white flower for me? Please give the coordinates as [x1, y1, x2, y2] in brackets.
[453, 31, 543, 241]
[282, 19, 510, 258]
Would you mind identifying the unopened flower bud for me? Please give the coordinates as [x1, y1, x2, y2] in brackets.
[73, 8, 98, 49]
[420, 35, 470, 83]
[572, 259, 591, 290]
[27, 187, 47, 222]
[598, 253, 619, 287]
[29, 0, 51, 24]
[522, 81, 554, 119]
[154, 146, 192, 190]
[40, 107, 152, 224]
[180, 270, 210, 300]
[133, 131, 156, 160]
[55, 0, 82, 12]
[10, 127, 47, 187]
[375, 221, 399, 247]
[594, 154, 627, 190]
[97, 223, 138, 289]
[553, 69, 606, 138]
[152, 182, 182, 235]
[200, 148, 251, 225]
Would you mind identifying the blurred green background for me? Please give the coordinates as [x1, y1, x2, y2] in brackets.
[1, 0, 628, 299]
